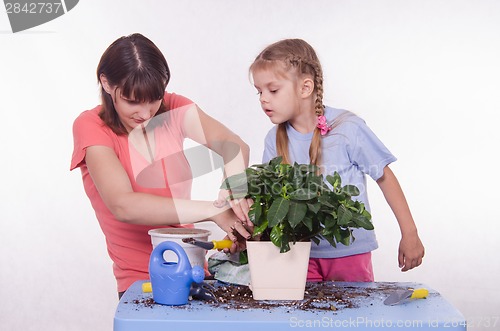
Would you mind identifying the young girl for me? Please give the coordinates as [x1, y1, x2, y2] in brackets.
[71, 33, 251, 297]
[249, 39, 424, 282]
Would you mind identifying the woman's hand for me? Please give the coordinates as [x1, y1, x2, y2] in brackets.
[212, 208, 251, 253]
[213, 191, 254, 253]
[215, 189, 254, 228]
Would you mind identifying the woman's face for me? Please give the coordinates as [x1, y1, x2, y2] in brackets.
[110, 87, 162, 133]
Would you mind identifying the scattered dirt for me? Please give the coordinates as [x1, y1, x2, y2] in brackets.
[126, 282, 403, 312]
[207, 283, 354, 311]
[203, 282, 382, 311]
[129, 298, 155, 309]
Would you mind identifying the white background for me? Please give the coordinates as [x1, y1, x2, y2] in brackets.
[1, 1, 499, 330]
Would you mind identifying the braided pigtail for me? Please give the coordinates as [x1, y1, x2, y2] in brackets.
[302, 59, 325, 168]
[276, 123, 290, 164]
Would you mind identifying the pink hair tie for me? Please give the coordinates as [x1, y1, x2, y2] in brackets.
[316, 115, 331, 135]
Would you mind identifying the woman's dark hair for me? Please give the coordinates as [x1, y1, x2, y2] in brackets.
[96, 33, 171, 135]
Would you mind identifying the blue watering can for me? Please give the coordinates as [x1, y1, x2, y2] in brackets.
[149, 241, 204, 305]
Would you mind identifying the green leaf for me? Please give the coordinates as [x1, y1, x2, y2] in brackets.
[289, 188, 317, 200]
[287, 201, 308, 228]
[326, 172, 341, 190]
[220, 172, 248, 190]
[252, 219, 269, 237]
[247, 179, 263, 197]
[311, 237, 321, 246]
[302, 215, 314, 231]
[320, 225, 337, 246]
[270, 224, 283, 248]
[306, 202, 321, 214]
[269, 156, 283, 169]
[323, 214, 337, 229]
[268, 197, 290, 227]
[341, 185, 360, 197]
[352, 214, 375, 230]
[279, 231, 291, 253]
[332, 191, 346, 201]
[280, 241, 291, 253]
[305, 174, 323, 192]
[291, 164, 304, 189]
[298, 163, 317, 174]
[238, 250, 248, 264]
[248, 198, 262, 226]
[337, 204, 353, 226]
[318, 195, 336, 208]
[335, 228, 352, 246]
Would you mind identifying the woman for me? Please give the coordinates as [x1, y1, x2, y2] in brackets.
[71, 33, 251, 296]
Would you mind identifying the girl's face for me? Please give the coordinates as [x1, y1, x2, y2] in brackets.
[110, 87, 162, 133]
[252, 68, 301, 125]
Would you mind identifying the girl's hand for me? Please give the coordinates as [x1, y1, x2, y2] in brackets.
[398, 233, 425, 271]
[376, 166, 425, 272]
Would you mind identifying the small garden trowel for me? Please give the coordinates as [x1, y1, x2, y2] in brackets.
[383, 288, 429, 305]
[182, 238, 233, 250]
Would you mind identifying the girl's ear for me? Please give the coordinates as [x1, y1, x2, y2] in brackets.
[300, 78, 315, 98]
[100, 74, 113, 95]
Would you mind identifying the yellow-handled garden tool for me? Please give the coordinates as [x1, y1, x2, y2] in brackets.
[384, 288, 429, 305]
[181, 238, 233, 250]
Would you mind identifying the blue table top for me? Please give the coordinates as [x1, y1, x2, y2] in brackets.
[114, 280, 466, 331]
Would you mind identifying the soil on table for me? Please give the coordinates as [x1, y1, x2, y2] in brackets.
[129, 282, 403, 312]
[208, 283, 355, 311]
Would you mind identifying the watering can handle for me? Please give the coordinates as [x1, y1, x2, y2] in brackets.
[150, 241, 192, 273]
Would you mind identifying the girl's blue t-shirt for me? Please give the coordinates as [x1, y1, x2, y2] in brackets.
[262, 106, 397, 258]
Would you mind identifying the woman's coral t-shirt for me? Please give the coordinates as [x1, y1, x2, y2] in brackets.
[71, 92, 194, 292]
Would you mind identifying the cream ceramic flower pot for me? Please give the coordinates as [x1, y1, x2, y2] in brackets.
[246, 241, 311, 300]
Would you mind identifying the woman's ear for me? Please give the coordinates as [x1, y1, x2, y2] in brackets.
[300, 78, 315, 98]
[99, 74, 113, 95]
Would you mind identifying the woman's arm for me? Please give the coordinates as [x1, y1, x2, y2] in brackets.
[85, 145, 250, 242]
[376, 165, 425, 271]
[182, 105, 252, 225]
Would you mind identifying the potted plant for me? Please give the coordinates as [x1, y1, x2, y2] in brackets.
[221, 156, 374, 300]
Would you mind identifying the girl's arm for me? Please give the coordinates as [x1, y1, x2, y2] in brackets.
[182, 105, 252, 225]
[85, 145, 251, 243]
[376, 166, 425, 271]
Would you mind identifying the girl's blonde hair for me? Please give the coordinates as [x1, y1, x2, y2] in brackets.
[250, 39, 324, 166]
